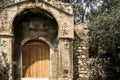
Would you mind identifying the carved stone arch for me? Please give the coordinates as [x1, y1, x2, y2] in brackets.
[13, 6, 59, 80]
[21, 38, 54, 50]
[12, 6, 59, 50]
[12, 6, 59, 46]
[12, 6, 60, 32]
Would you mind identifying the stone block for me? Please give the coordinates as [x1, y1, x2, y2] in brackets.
[81, 55, 86, 58]
[79, 71, 88, 74]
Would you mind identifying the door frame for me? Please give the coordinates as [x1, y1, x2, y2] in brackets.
[20, 39, 53, 79]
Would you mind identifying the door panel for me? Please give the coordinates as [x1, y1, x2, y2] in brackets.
[22, 40, 50, 78]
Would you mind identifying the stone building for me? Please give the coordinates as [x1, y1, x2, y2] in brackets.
[0, 0, 89, 80]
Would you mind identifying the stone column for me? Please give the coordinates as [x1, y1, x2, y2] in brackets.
[0, 9, 13, 80]
[0, 35, 13, 80]
[58, 38, 73, 80]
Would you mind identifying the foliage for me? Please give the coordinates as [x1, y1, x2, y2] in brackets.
[99, 0, 120, 13]
[0, 53, 10, 80]
[72, 0, 100, 23]
[89, 0, 120, 56]
[89, 53, 120, 80]
[88, 0, 120, 80]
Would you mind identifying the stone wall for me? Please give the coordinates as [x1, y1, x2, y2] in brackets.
[73, 23, 116, 80]
[74, 23, 90, 80]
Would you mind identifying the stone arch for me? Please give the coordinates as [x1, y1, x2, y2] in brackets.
[13, 6, 58, 29]
[6, 2, 74, 39]
[13, 7, 59, 43]
[13, 7, 59, 80]
[21, 38, 51, 48]
[12, 6, 60, 30]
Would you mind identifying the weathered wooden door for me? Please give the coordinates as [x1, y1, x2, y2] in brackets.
[22, 40, 50, 78]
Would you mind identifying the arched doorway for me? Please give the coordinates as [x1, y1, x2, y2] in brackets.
[13, 7, 59, 80]
[22, 40, 50, 79]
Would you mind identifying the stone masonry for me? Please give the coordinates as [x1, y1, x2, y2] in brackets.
[74, 23, 90, 80]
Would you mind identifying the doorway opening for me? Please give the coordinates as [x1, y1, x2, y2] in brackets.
[22, 40, 50, 79]
[13, 7, 58, 80]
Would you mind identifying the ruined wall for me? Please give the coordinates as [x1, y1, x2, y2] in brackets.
[73, 23, 117, 80]
[74, 23, 90, 80]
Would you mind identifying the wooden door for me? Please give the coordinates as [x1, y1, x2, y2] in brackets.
[22, 40, 50, 78]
